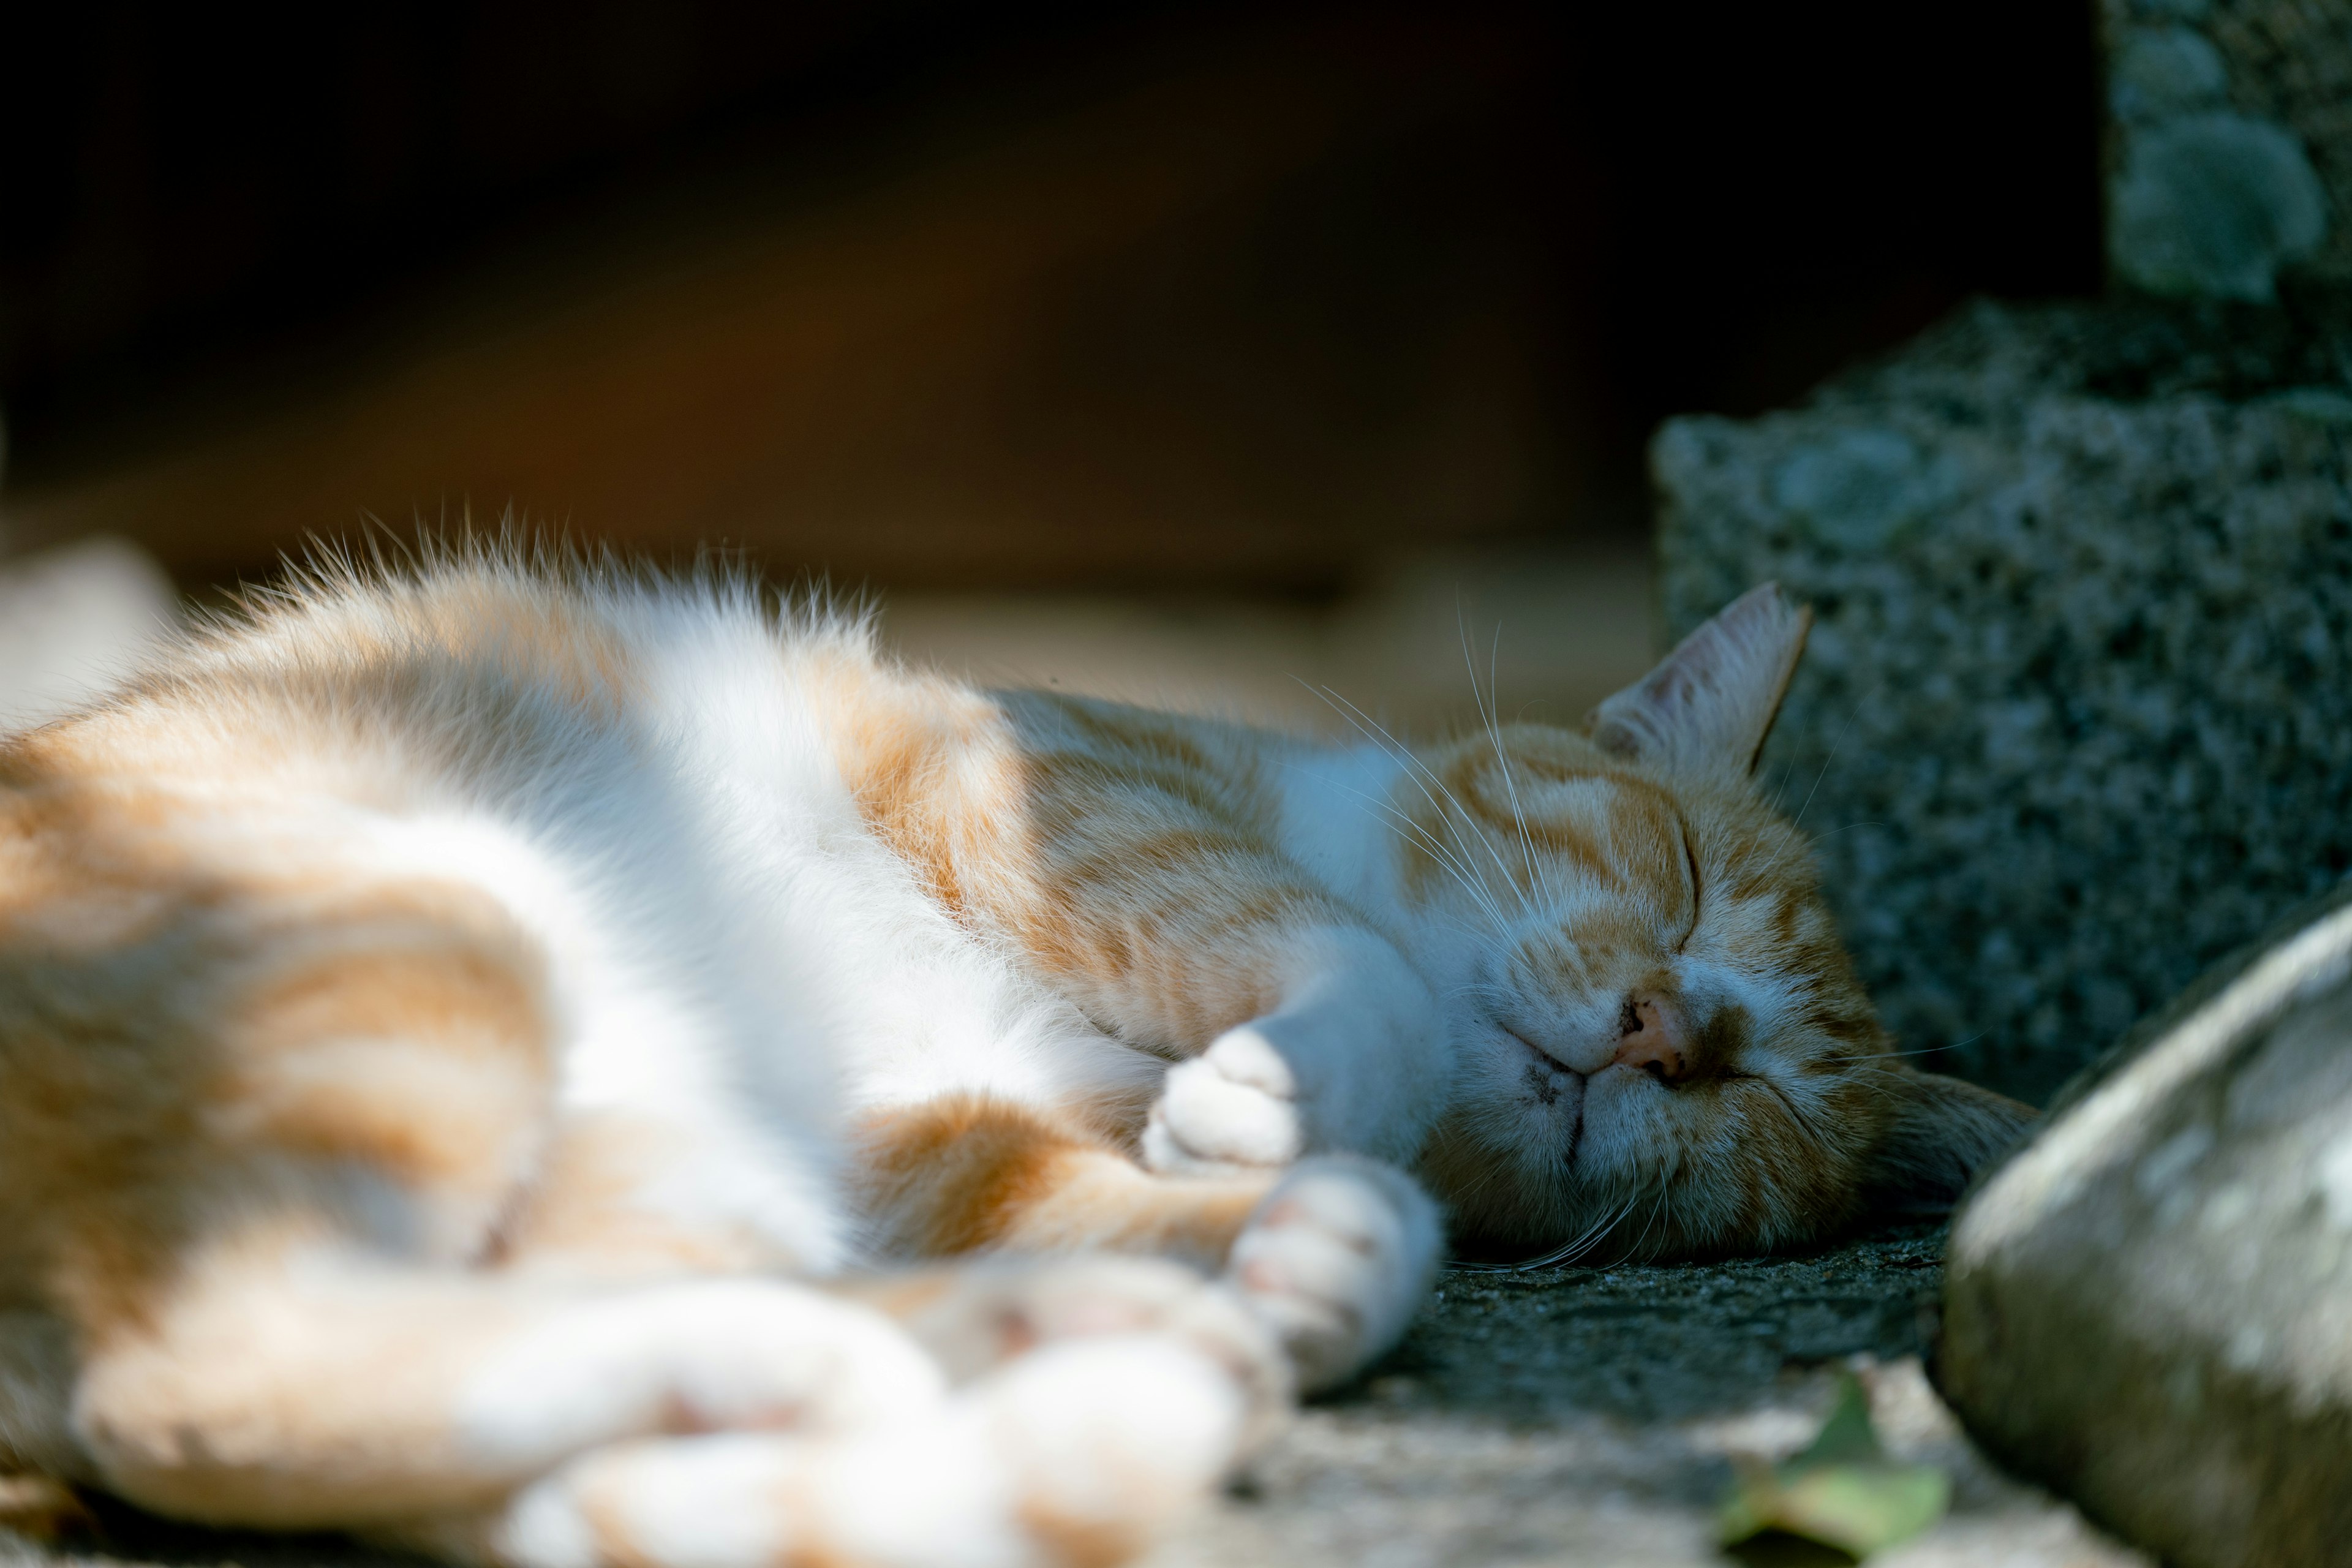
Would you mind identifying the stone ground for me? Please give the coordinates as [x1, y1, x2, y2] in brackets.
[1154, 1226, 2147, 1568]
[1, 1226, 2147, 1568]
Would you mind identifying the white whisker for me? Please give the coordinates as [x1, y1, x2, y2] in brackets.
[1308, 681, 1521, 902]
[1298, 680, 1521, 931]
[1294, 761, 1511, 933]
[1458, 614, 1550, 916]
[1790, 680, 1885, 835]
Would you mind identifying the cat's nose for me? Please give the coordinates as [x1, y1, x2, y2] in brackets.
[1613, 993, 1691, 1083]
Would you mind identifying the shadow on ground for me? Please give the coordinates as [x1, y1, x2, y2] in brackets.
[1150, 1224, 2146, 1567]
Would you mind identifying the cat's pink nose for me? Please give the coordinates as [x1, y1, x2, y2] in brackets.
[1613, 994, 1691, 1083]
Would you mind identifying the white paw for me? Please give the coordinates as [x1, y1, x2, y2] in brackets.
[1142, 1025, 1304, 1175]
[458, 1281, 948, 1472]
[892, 1256, 1291, 1433]
[1224, 1156, 1441, 1394]
[960, 1335, 1251, 1560]
[486, 1336, 1250, 1568]
[660, 1286, 948, 1435]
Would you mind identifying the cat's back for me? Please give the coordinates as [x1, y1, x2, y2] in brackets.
[0, 563, 633, 976]
[0, 556, 899, 1066]
[64, 560, 680, 785]
[0, 562, 862, 1299]
[3, 557, 891, 841]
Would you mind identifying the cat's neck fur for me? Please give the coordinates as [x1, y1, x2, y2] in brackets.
[1269, 742, 1418, 925]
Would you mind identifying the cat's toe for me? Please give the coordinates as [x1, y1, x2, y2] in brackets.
[880, 1254, 1291, 1437]
[1224, 1155, 1441, 1393]
[476, 1336, 1250, 1568]
[1141, 1027, 1304, 1175]
[965, 1333, 1256, 1559]
[461, 1281, 948, 1452]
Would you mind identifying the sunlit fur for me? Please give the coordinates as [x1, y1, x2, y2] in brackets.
[0, 551, 2024, 1564]
[807, 576, 2029, 1268]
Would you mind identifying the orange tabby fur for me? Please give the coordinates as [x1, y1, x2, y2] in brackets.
[0, 555, 2026, 1566]
[819, 614, 2022, 1265]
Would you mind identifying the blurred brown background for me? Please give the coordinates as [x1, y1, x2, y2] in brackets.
[0, 2, 2098, 729]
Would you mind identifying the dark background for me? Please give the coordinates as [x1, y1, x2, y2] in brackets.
[1, 2, 2100, 593]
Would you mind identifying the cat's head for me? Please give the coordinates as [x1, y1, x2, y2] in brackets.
[1400, 584, 2030, 1259]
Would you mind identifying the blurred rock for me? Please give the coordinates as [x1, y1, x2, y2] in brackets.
[0, 538, 178, 732]
[2110, 111, 2327, 301]
[1654, 296, 2352, 1103]
[2101, 0, 2350, 300]
[1939, 880, 2352, 1568]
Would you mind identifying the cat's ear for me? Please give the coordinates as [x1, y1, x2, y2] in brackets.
[1586, 582, 1811, 779]
[1856, 1068, 2037, 1216]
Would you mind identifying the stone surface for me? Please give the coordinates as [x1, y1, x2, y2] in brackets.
[1654, 295, 2352, 1104]
[1, 1228, 2140, 1568]
[2103, 0, 2351, 299]
[1939, 879, 2352, 1568]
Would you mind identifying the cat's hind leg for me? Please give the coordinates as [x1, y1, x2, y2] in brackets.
[846, 1251, 1289, 1428]
[70, 1240, 1273, 1568]
[68, 1246, 947, 1529]
[373, 1252, 1286, 1568]
[4, 849, 930, 1525]
[858, 1097, 1441, 1392]
[409, 1331, 1249, 1568]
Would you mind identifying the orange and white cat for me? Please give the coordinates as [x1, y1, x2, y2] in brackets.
[0, 554, 2027, 1567]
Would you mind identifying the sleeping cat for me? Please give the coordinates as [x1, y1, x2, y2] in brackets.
[0, 552, 2028, 1567]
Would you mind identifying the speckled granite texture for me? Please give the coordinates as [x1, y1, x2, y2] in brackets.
[2198, 1, 2352, 281]
[2102, 0, 2350, 298]
[1654, 296, 2352, 1104]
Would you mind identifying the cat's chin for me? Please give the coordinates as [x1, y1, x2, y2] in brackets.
[1415, 1107, 1590, 1251]
[1505, 1033, 1588, 1149]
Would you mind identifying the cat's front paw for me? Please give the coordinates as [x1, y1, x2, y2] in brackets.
[1142, 1025, 1304, 1175]
[1226, 1156, 1441, 1394]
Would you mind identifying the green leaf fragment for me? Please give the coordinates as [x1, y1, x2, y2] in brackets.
[1718, 1374, 1950, 1558]
[1792, 1374, 1883, 1469]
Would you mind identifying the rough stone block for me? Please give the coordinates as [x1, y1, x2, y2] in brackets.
[1937, 881, 2352, 1568]
[1654, 297, 2352, 1103]
[2102, 0, 2351, 299]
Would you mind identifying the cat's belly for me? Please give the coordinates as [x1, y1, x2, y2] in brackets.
[638, 625, 1164, 1133]
[342, 795, 848, 1276]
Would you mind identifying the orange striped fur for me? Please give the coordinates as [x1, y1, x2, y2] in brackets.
[805, 582, 2028, 1265]
[0, 554, 2024, 1566]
